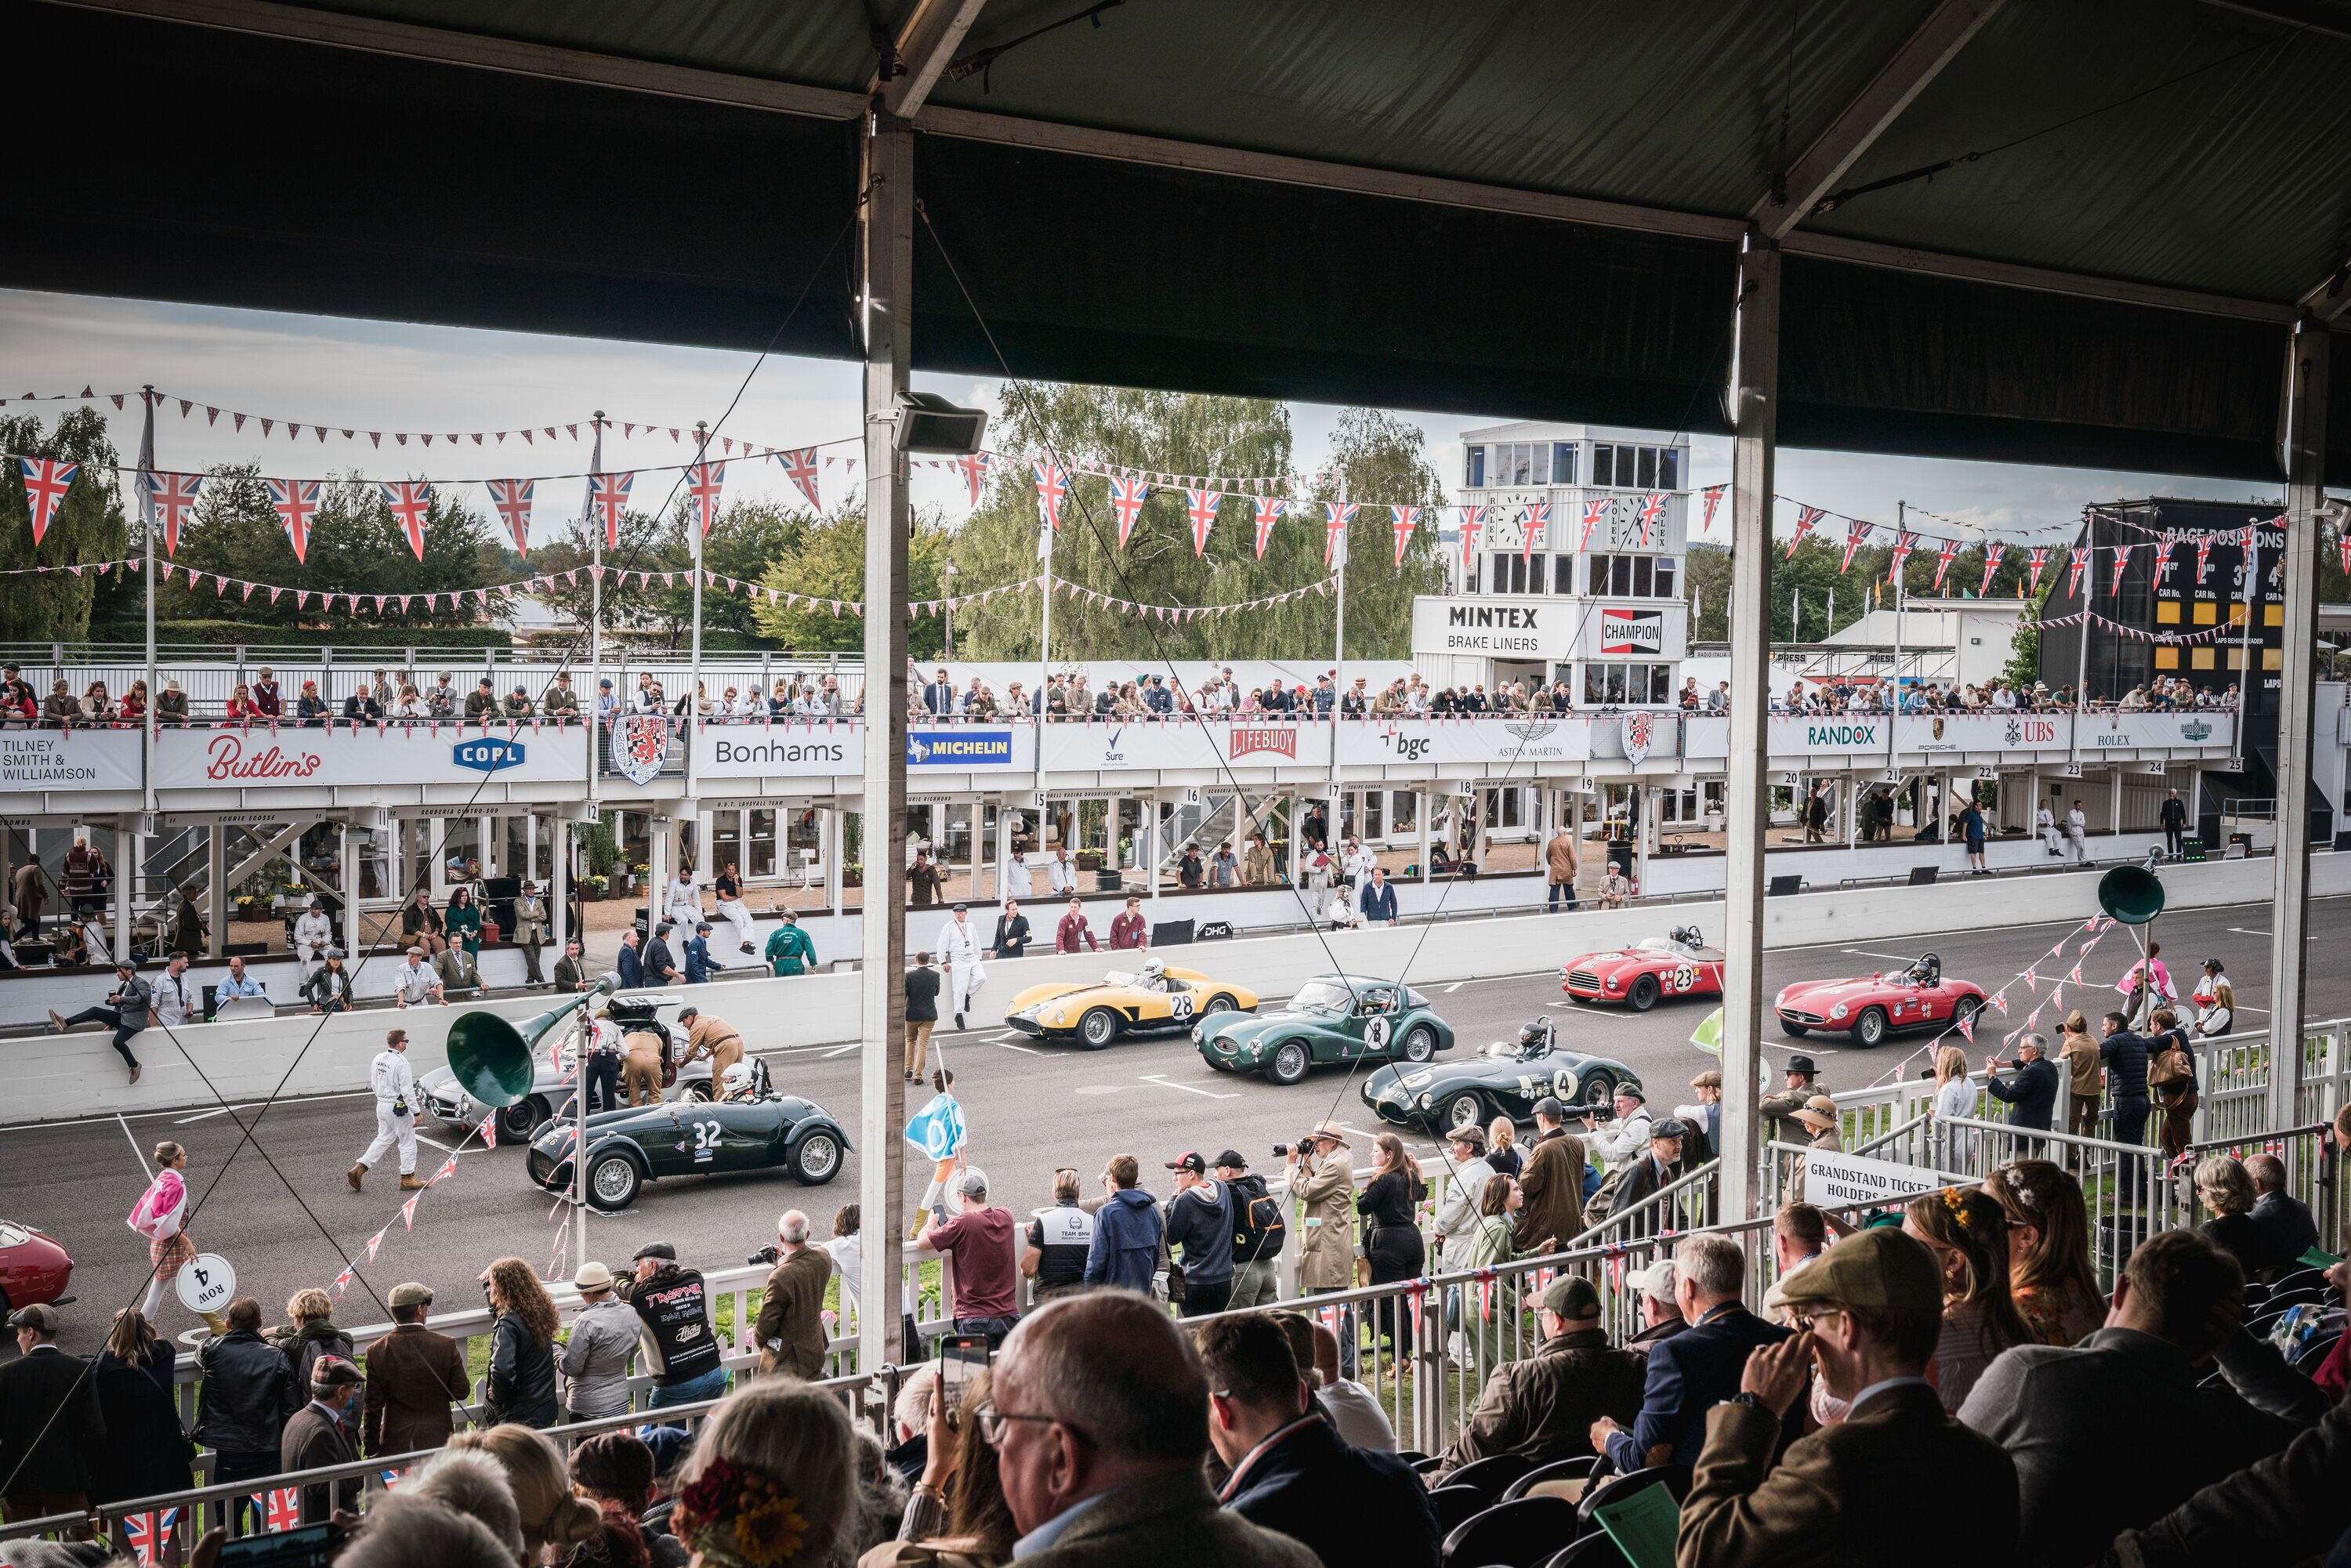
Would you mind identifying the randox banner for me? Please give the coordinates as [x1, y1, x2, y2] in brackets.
[154, 723, 591, 790]
[0, 729, 143, 792]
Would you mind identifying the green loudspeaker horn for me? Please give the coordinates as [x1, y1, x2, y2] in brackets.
[445, 973, 620, 1108]
[2097, 849, 2168, 926]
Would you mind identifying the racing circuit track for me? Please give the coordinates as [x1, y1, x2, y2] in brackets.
[5, 895, 2345, 1353]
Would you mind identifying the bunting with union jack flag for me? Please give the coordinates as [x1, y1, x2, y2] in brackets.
[1886, 531, 1918, 584]
[17, 457, 78, 545]
[1034, 459, 1070, 532]
[1980, 545, 2003, 598]
[267, 477, 321, 564]
[2067, 546, 2090, 598]
[486, 478, 534, 556]
[1324, 502, 1357, 566]
[1456, 503, 1485, 567]
[1389, 504, 1419, 566]
[686, 460, 726, 538]
[2109, 545, 2131, 599]
[2027, 547, 2051, 595]
[777, 447, 821, 512]
[142, 469, 202, 556]
[1521, 502, 1552, 564]
[587, 471, 633, 552]
[1252, 495, 1285, 559]
[1184, 487, 1219, 556]
[380, 480, 433, 562]
[1577, 497, 1609, 552]
[1109, 474, 1148, 548]
[1839, 518, 1872, 573]
[1932, 538, 1960, 591]
[1789, 504, 1826, 559]
[1637, 491, 1666, 548]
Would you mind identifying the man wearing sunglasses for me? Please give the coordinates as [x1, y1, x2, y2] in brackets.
[980, 1293, 1315, 1568]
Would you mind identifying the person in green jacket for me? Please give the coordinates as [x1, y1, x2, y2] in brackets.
[763, 909, 817, 976]
[1464, 1173, 1559, 1390]
[444, 885, 484, 958]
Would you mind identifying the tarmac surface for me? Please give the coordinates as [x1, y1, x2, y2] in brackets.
[5, 893, 2343, 1353]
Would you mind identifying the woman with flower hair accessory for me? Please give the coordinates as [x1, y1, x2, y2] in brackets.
[1983, 1159, 2106, 1346]
[672, 1379, 857, 1568]
[1904, 1187, 2031, 1410]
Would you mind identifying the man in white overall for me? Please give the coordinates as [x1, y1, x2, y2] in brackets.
[292, 897, 335, 987]
[2037, 801, 2063, 857]
[2066, 798, 2090, 864]
[348, 1027, 425, 1192]
[936, 903, 985, 1030]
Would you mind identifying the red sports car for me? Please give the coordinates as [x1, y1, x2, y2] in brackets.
[1563, 926, 1726, 1012]
[0, 1219, 74, 1316]
[1773, 953, 1987, 1047]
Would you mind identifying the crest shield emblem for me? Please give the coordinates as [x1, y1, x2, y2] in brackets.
[608, 713, 673, 785]
[1622, 712, 1654, 767]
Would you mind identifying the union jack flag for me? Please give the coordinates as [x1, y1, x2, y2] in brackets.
[1578, 498, 1610, 552]
[1110, 475, 1149, 547]
[2340, 528, 2350, 579]
[1954, 1008, 1976, 1042]
[252, 1487, 302, 1533]
[1252, 495, 1285, 559]
[380, 480, 433, 561]
[18, 457, 78, 545]
[1700, 483, 1726, 534]
[1323, 502, 1357, 566]
[777, 447, 821, 512]
[2067, 546, 2090, 598]
[122, 1508, 180, 1563]
[1456, 503, 1485, 567]
[588, 471, 634, 550]
[1637, 491, 1665, 548]
[955, 451, 989, 506]
[267, 478, 321, 563]
[1389, 505, 1419, 565]
[2196, 535, 2214, 585]
[1184, 487, 1219, 556]
[1035, 460, 1070, 532]
[686, 460, 726, 538]
[1932, 538, 1960, 590]
[1886, 531, 1918, 584]
[1789, 504, 1826, 559]
[486, 478, 534, 555]
[142, 469, 203, 556]
[2109, 544, 2132, 599]
[1521, 502, 1552, 563]
[1839, 518, 1872, 573]
[1980, 546, 2003, 598]
[2027, 547, 2050, 595]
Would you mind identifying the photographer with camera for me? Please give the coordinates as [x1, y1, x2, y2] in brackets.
[1288, 1124, 1357, 1365]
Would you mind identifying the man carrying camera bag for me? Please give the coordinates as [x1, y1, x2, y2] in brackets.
[1219, 1150, 1287, 1310]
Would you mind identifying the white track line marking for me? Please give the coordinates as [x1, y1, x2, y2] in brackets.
[174, 1107, 232, 1124]
[995, 1041, 1041, 1055]
[1445, 983, 1465, 993]
[118, 1115, 150, 1173]
[1843, 948, 1925, 963]
[820, 1044, 860, 1059]
[1138, 1074, 1238, 1100]
[415, 1135, 454, 1152]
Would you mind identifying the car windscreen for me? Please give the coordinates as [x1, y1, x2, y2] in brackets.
[1291, 980, 1353, 1014]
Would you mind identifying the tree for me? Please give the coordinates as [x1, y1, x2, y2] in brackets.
[1685, 531, 2057, 644]
[0, 408, 133, 642]
[753, 502, 955, 659]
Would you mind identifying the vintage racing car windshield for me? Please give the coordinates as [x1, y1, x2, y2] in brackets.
[1291, 980, 1353, 1014]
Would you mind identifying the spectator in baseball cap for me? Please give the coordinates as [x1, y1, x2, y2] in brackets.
[1432, 1274, 1643, 1480]
[1164, 1153, 1237, 1317]
[1686, 1227, 2019, 1561]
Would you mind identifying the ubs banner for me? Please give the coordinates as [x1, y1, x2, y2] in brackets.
[0, 729, 143, 792]
[154, 724, 589, 789]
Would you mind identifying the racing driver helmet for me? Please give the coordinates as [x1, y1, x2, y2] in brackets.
[1910, 952, 1943, 986]
[720, 1060, 757, 1099]
[1518, 1017, 1555, 1057]
[1141, 958, 1168, 987]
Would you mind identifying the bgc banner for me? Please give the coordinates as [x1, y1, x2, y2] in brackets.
[1335, 717, 1598, 770]
[154, 723, 590, 790]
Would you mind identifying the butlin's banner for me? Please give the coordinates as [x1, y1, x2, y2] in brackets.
[153, 723, 590, 789]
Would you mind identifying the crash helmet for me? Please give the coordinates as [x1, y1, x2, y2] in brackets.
[1669, 925, 1701, 949]
[1913, 952, 1943, 985]
[1142, 958, 1167, 983]
[720, 1061, 755, 1095]
[1518, 1017, 1554, 1055]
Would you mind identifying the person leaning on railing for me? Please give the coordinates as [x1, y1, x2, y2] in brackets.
[364, 1281, 472, 1455]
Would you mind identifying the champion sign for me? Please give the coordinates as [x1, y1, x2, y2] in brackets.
[452, 737, 525, 773]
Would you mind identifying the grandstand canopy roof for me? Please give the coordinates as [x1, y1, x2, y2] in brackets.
[21, 0, 2351, 477]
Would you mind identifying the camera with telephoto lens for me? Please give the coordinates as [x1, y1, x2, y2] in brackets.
[748, 1244, 781, 1266]
[1271, 1144, 1293, 1157]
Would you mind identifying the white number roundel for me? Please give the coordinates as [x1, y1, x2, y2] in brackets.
[1364, 1016, 1391, 1051]
[1670, 963, 1697, 994]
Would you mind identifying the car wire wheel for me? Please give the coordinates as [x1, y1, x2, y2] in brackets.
[587, 1153, 639, 1211]
[1400, 1026, 1436, 1063]
[791, 1132, 842, 1184]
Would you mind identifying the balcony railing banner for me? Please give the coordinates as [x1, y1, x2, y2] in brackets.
[0, 726, 141, 790]
[154, 721, 591, 790]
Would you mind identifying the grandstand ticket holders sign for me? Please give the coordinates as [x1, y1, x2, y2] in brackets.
[1038, 718, 1331, 773]
[1802, 1149, 1942, 1208]
[0, 728, 143, 792]
[152, 723, 591, 789]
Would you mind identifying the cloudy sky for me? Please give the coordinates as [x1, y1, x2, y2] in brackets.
[2, 286, 2276, 551]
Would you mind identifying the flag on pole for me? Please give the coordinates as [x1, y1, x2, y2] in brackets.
[1184, 487, 1219, 555]
[1324, 502, 1357, 567]
[266, 478, 321, 563]
[1034, 460, 1070, 532]
[1252, 495, 1286, 559]
[487, 478, 534, 555]
[16, 458, 77, 545]
[1389, 504, 1419, 565]
[686, 460, 726, 538]
[380, 480, 433, 562]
